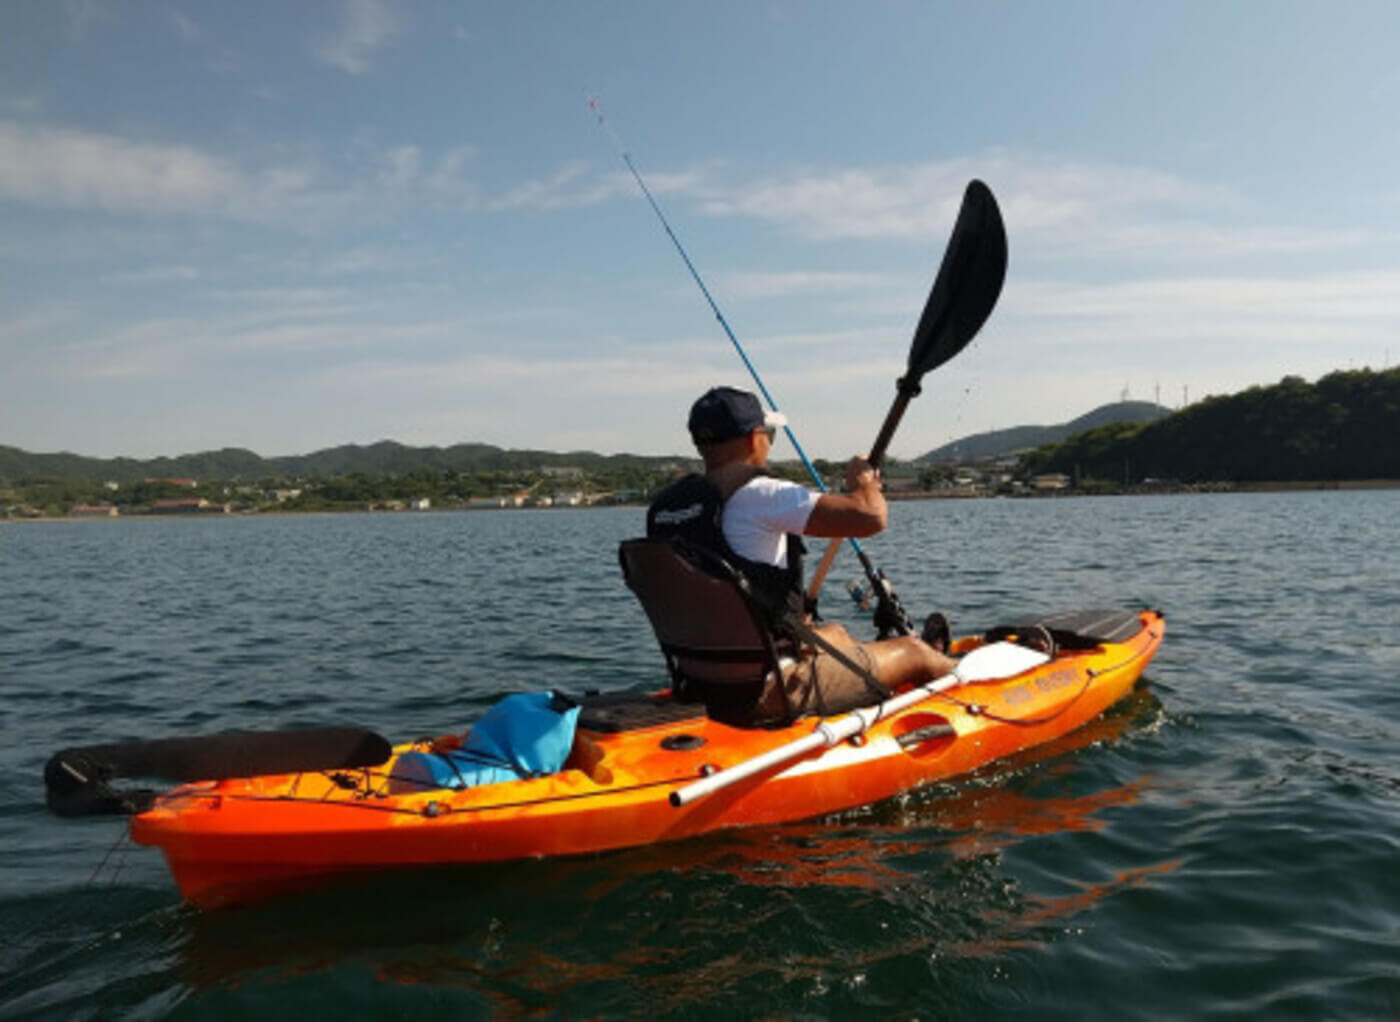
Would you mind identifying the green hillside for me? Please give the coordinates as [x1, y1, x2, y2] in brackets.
[0, 441, 682, 486]
[918, 401, 1170, 462]
[1023, 368, 1400, 483]
[5, 369, 1396, 510]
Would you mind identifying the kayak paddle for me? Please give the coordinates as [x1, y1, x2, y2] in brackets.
[806, 179, 1008, 632]
[592, 101, 1006, 633]
[45, 725, 393, 816]
[669, 639, 1046, 807]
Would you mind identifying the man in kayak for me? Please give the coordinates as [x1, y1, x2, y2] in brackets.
[646, 385, 956, 724]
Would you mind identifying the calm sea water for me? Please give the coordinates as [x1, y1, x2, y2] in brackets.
[2, 493, 1397, 1019]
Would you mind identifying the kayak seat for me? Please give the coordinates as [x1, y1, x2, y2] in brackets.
[618, 537, 792, 707]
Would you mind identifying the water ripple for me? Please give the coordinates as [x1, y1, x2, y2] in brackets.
[3, 493, 1398, 1018]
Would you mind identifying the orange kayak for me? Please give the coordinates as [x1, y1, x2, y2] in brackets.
[130, 609, 1164, 908]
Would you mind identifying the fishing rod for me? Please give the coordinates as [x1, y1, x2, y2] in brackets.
[587, 97, 870, 557]
[590, 100, 1008, 638]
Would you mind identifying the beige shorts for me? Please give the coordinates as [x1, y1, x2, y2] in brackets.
[753, 644, 885, 721]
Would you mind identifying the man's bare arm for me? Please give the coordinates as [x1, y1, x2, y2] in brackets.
[802, 456, 887, 538]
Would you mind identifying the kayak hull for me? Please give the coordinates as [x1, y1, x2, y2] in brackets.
[131, 610, 1165, 908]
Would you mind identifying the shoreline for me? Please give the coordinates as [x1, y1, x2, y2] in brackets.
[888, 478, 1400, 500]
[5, 478, 1398, 523]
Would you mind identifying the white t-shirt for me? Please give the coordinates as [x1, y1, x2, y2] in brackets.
[722, 476, 821, 568]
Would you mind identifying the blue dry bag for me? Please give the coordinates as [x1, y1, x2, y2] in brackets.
[388, 691, 581, 793]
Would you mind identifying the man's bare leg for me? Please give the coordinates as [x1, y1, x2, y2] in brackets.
[812, 622, 955, 689]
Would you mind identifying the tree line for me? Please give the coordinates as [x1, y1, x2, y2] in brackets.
[1021, 368, 1400, 485]
[5, 367, 1396, 516]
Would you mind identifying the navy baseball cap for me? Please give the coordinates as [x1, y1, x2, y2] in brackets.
[687, 386, 787, 444]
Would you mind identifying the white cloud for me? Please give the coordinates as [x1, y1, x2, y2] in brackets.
[717, 154, 1187, 243]
[3, 95, 41, 115]
[647, 151, 1371, 265]
[0, 121, 459, 224]
[482, 161, 716, 213]
[713, 270, 893, 300]
[381, 145, 421, 188]
[487, 161, 630, 211]
[425, 146, 476, 195]
[316, 244, 419, 276]
[169, 9, 200, 40]
[0, 121, 249, 213]
[207, 285, 359, 308]
[62, 0, 112, 39]
[375, 144, 477, 203]
[102, 264, 200, 285]
[313, 0, 399, 74]
[700, 162, 969, 240]
[1008, 271, 1400, 330]
[0, 304, 79, 340]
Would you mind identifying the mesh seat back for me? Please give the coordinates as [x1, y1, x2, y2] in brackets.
[619, 538, 780, 686]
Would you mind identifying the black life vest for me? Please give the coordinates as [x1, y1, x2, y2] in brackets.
[646, 471, 807, 625]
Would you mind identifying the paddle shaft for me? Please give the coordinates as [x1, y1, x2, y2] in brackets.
[805, 387, 918, 612]
[866, 387, 918, 470]
[804, 181, 1006, 620]
[669, 640, 1048, 808]
[670, 670, 965, 807]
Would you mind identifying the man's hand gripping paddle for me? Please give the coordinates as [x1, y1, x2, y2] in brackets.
[807, 180, 1008, 636]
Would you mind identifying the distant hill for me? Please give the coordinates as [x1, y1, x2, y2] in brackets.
[918, 401, 1171, 462]
[1023, 368, 1400, 483]
[0, 440, 686, 485]
[10, 370, 1395, 488]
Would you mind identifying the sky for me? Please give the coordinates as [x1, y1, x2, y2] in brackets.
[3, 1, 1399, 462]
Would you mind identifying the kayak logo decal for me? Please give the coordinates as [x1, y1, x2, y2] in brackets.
[1002, 666, 1081, 707]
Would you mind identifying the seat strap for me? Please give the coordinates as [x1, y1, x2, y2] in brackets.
[735, 573, 893, 716]
[788, 616, 893, 705]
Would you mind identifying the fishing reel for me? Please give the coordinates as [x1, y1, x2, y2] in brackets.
[845, 577, 874, 612]
[846, 571, 914, 639]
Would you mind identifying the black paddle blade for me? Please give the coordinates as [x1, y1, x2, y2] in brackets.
[905, 179, 1007, 387]
[45, 726, 393, 816]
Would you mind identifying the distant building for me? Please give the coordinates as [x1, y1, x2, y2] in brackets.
[150, 498, 227, 514]
[70, 504, 118, 518]
[1032, 473, 1071, 491]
